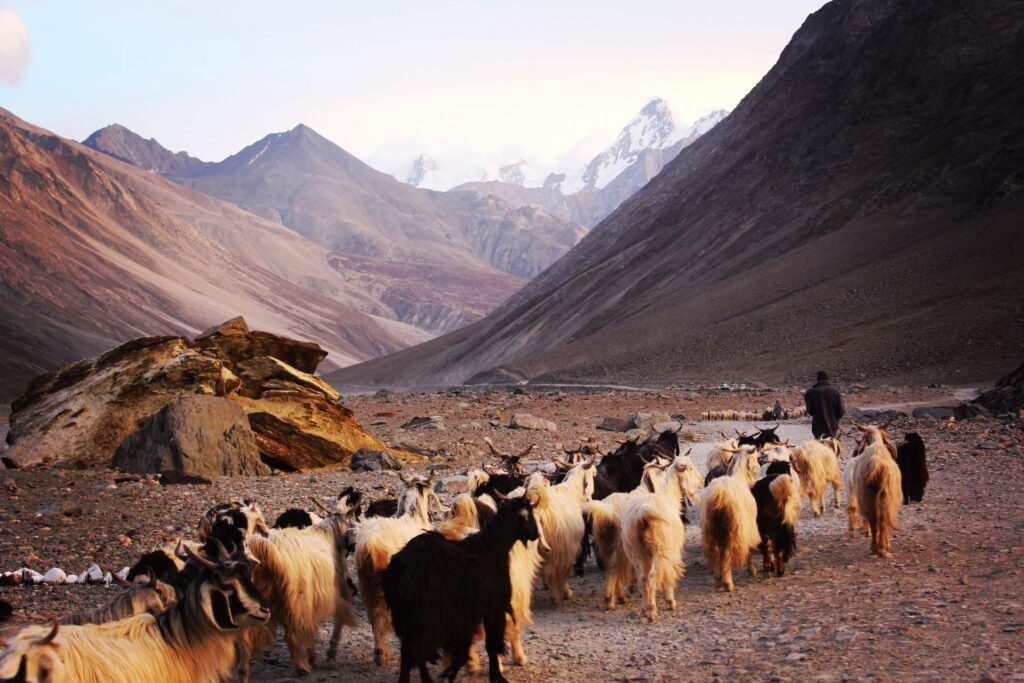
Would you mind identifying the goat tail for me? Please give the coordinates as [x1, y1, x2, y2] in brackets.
[585, 501, 621, 569]
[770, 474, 802, 527]
[864, 451, 902, 533]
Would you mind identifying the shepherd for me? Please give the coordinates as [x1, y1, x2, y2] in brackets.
[804, 371, 845, 439]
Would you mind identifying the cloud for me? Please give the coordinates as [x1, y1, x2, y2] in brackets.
[0, 6, 30, 86]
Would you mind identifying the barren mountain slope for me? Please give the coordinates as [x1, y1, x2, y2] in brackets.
[329, 0, 1024, 390]
[85, 124, 582, 331]
[0, 110, 418, 397]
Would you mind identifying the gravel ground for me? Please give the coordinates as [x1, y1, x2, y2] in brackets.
[2, 386, 1022, 682]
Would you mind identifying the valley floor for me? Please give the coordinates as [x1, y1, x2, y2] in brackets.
[1, 386, 1021, 681]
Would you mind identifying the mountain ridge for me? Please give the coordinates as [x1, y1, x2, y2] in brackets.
[328, 0, 1024, 390]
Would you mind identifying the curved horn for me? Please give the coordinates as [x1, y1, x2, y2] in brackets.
[146, 565, 158, 587]
[312, 496, 333, 515]
[174, 538, 189, 560]
[553, 457, 572, 470]
[35, 616, 59, 645]
[483, 437, 506, 457]
[583, 451, 598, 469]
[212, 538, 232, 564]
[398, 472, 413, 486]
[492, 489, 511, 501]
[184, 543, 218, 570]
[112, 573, 131, 587]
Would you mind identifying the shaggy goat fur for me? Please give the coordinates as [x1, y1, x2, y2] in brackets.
[700, 451, 762, 592]
[896, 433, 928, 503]
[243, 515, 357, 677]
[0, 554, 269, 683]
[584, 461, 666, 610]
[382, 496, 544, 683]
[353, 481, 434, 667]
[791, 439, 842, 514]
[525, 460, 595, 603]
[619, 456, 704, 621]
[60, 570, 177, 626]
[844, 426, 903, 556]
[440, 493, 543, 669]
[751, 466, 801, 577]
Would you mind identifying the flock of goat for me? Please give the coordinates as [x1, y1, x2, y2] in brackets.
[0, 422, 929, 683]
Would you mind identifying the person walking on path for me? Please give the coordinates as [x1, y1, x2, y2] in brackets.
[804, 371, 845, 439]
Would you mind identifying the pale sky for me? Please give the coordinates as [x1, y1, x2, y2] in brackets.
[1, 0, 825, 173]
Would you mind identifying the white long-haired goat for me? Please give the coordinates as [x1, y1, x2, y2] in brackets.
[619, 454, 704, 622]
[700, 449, 762, 592]
[524, 454, 596, 603]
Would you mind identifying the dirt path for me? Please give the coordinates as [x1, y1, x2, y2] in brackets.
[1, 389, 1021, 681]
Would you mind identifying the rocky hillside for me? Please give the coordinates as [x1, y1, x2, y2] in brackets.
[330, 0, 1024, 390]
[0, 109, 420, 398]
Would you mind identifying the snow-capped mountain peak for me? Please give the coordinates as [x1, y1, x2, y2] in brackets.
[407, 154, 438, 186]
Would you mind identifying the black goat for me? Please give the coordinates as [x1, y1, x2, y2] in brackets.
[472, 473, 526, 500]
[751, 425, 781, 449]
[383, 496, 543, 683]
[751, 464, 800, 577]
[273, 508, 319, 529]
[704, 463, 729, 486]
[896, 432, 928, 503]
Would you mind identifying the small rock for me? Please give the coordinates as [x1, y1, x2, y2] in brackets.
[350, 449, 403, 473]
[597, 416, 633, 432]
[400, 416, 445, 431]
[85, 564, 104, 583]
[42, 568, 67, 584]
[508, 414, 557, 432]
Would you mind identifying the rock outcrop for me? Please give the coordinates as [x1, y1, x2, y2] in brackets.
[112, 395, 268, 477]
[4, 318, 396, 473]
[974, 361, 1024, 417]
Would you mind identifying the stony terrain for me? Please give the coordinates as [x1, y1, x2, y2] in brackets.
[1, 384, 1021, 681]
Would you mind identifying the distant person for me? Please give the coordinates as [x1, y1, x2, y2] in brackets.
[772, 400, 784, 420]
[804, 371, 845, 439]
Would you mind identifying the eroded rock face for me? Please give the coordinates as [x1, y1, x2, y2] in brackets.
[113, 395, 268, 477]
[5, 318, 392, 473]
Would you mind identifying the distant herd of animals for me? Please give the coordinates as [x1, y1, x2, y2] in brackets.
[0, 423, 929, 683]
[701, 407, 808, 421]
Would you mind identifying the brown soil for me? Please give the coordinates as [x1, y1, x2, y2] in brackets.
[1, 386, 1022, 682]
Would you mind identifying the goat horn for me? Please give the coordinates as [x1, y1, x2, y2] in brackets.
[112, 573, 131, 587]
[492, 489, 511, 501]
[483, 437, 506, 457]
[583, 451, 598, 469]
[516, 444, 536, 459]
[212, 538, 232, 564]
[174, 538, 189, 560]
[553, 457, 571, 470]
[312, 496, 333, 515]
[184, 543, 218, 570]
[398, 472, 413, 486]
[146, 565, 158, 587]
[34, 616, 59, 645]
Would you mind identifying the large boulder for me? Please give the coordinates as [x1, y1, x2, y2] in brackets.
[5, 337, 226, 468]
[6, 318, 401, 472]
[112, 395, 268, 478]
